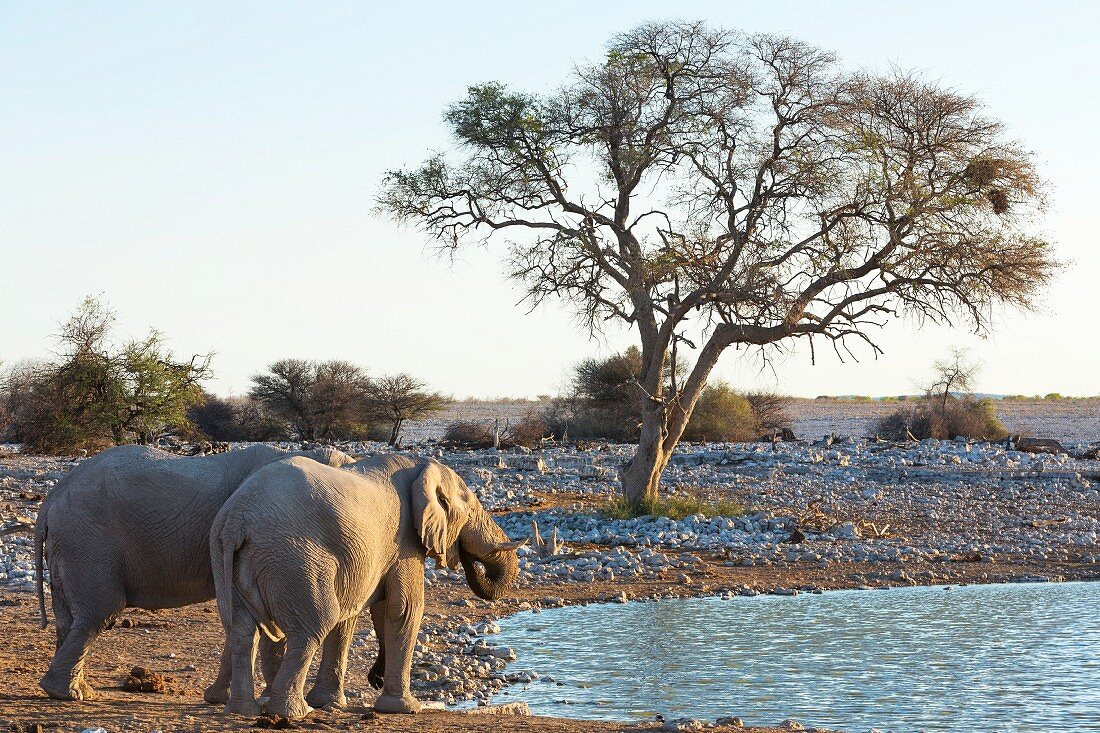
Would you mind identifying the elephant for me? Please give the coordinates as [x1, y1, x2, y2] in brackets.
[210, 454, 522, 718]
[33, 442, 356, 702]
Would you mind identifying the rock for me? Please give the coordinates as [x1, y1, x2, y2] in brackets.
[515, 456, 547, 473]
[1016, 437, 1066, 455]
[828, 522, 861, 539]
[252, 714, 295, 729]
[778, 719, 805, 731]
[463, 702, 531, 715]
[716, 716, 745, 728]
[663, 718, 705, 731]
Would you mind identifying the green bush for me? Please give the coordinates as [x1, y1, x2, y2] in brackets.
[873, 397, 1008, 441]
[681, 383, 760, 442]
[545, 347, 788, 444]
[8, 298, 211, 453]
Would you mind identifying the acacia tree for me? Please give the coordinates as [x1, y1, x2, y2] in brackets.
[365, 373, 448, 446]
[249, 359, 371, 440]
[926, 347, 978, 410]
[379, 22, 1057, 506]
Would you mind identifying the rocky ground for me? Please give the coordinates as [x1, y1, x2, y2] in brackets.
[1, 403, 1098, 733]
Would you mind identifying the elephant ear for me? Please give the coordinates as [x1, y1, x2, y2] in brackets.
[411, 460, 468, 563]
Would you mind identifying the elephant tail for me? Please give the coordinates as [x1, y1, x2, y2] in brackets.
[212, 521, 284, 644]
[34, 504, 48, 629]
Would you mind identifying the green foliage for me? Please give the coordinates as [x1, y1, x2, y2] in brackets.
[544, 347, 645, 442]
[602, 493, 743, 520]
[680, 383, 759, 442]
[6, 297, 211, 453]
[546, 350, 787, 444]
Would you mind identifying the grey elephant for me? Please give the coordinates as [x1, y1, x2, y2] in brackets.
[210, 454, 522, 718]
[34, 443, 355, 702]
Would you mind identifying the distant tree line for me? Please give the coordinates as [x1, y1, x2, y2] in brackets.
[1, 297, 449, 453]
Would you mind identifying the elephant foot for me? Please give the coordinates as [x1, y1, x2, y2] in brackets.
[374, 692, 421, 714]
[39, 671, 94, 701]
[305, 686, 347, 710]
[203, 681, 230, 705]
[220, 698, 263, 716]
[265, 694, 314, 719]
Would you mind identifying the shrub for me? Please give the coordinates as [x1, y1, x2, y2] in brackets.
[872, 397, 1008, 441]
[602, 493, 743, 520]
[6, 298, 211, 453]
[681, 383, 760, 442]
[442, 420, 496, 448]
[741, 391, 792, 433]
[501, 411, 549, 449]
[187, 393, 287, 442]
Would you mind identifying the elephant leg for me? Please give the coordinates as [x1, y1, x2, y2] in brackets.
[39, 618, 104, 701]
[367, 601, 386, 690]
[258, 634, 286, 697]
[203, 642, 232, 704]
[265, 633, 321, 719]
[373, 567, 424, 714]
[306, 616, 355, 710]
[51, 590, 73, 653]
[40, 576, 120, 702]
[220, 593, 262, 716]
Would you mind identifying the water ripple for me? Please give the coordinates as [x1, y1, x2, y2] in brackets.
[493, 582, 1100, 733]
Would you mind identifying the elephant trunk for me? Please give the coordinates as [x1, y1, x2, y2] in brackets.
[458, 544, 518, 601]
[457, 511, 520, 601]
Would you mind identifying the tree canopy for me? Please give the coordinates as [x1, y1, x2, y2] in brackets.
[380, 21, 1057, 505]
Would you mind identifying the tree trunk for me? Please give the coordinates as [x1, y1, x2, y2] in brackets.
[388, 419, 402, 446]
[619, 333, 724, 509]
[619, 404, 671, 508]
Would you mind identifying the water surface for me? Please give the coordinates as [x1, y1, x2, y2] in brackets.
[493, 582, 1100, 732]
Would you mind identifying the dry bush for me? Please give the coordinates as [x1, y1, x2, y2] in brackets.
[501, 411, 549, 449]
[742, 391, 792, 432]
[442, 420, 495, 448]
[873, 397, 1008, 441]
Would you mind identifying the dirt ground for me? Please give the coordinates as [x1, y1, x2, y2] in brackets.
[2, 554, 1095, 733]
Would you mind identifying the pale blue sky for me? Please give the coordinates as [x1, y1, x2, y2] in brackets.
[2, 1, 1097, 398]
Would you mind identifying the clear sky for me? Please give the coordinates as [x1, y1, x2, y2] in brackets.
[2, 1, 1097, 399]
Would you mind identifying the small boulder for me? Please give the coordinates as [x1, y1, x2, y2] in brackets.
[1015, 437, 1066, 455]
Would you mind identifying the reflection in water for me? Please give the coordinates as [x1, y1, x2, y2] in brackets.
[493, 582, 1100, 733]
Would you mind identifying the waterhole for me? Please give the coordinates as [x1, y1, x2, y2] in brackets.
[491, 582, 1100, 732]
